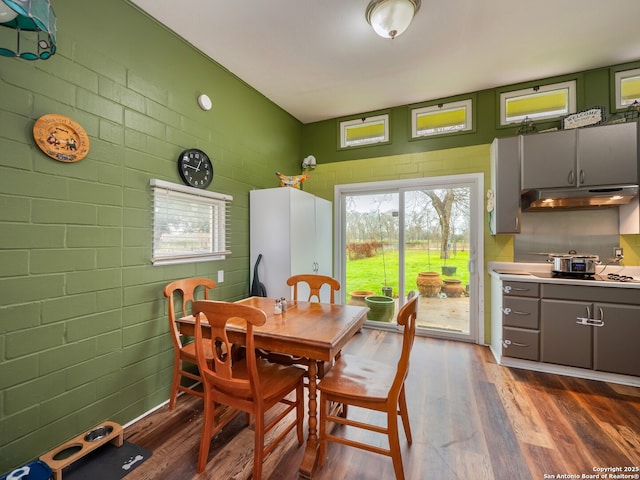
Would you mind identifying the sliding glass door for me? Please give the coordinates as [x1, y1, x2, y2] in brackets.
[335, 174, 483, 343]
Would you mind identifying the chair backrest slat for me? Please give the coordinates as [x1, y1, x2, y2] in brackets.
[287, 274, 340, 303]
[193, 300, 267, 401]
[163, 278, 216, 348]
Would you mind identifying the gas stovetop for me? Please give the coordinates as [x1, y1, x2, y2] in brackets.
[532, 272, 640, 283]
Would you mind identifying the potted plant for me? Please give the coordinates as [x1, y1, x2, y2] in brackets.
[364, 295, 395, 322]
[416, 271, 441, 297]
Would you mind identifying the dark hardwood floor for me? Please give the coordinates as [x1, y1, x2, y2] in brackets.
[123, 329, 640, 479]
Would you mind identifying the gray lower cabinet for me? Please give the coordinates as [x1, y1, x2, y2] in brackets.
[593, 303, 640, 377]
[503, 327, 539, 361]
[541, 299, 592, 369]
[494, 278, 640, 380]
[502, 282, 540, 361]
[540, 284, 640, 377]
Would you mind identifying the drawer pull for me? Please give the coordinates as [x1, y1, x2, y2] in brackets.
[502, 339, 529, 348]
[503, 307, 530, 316]
[502, 285, 530, 294]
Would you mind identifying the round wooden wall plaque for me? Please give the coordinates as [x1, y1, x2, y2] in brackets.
[33, 114, 90, 162]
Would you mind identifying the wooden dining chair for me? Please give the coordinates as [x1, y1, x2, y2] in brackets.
[287, 273, 341, 303]
[317, 294, 418, 480]
[163, 278, 216, 409]
[192, 300, 305, 478]
[260, 273, 342, 379]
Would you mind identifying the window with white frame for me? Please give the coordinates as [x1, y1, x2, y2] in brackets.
[615, 68, 640, 109]
[500, 80, 576, 125]
[340, 114, 389, 148]
[151, 179, 232, 265]
[411, 99, 472, 138]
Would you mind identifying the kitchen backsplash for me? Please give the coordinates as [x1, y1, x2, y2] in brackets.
[514, 208, 620, 264]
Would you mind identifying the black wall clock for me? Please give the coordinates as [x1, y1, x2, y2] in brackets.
[177, 149, 213, 189]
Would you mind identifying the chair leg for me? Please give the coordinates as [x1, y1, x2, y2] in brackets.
[169, 359, 181, 409]
[398, 386, 412, 444]
[253, 413, 264, 480]
[387, 408, 405, 480]
[197, 396, 215, 473]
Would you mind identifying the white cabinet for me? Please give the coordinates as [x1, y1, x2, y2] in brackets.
[619, 195, 640, 234]
[250, 187, 332, 301]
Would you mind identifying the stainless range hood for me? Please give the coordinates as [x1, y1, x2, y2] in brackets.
[521, 185, 639, 210]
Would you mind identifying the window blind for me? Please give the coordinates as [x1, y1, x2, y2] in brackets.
[150, 179, 232, 265]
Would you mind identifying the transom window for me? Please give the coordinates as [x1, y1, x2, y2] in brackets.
[615, 68, 640, 109]
[340, 114, 389, 148]
[500, 80, 576, 125]
[151, 179, 232, 265]
[411, 99, 472, 138]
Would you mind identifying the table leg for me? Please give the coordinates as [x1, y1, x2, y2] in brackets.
[299, 359, 319, 479]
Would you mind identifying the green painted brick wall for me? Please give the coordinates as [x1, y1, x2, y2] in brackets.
[0, 0, 302, 471]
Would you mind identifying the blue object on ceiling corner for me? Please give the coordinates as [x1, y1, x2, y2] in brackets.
[0, 0, 56, 60]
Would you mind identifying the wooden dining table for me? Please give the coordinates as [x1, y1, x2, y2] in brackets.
[175, 296, 369, 478]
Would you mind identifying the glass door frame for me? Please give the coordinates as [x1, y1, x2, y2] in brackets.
[334, 173, 485, 344]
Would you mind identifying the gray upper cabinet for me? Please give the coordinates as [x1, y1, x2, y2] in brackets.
[490, 136, 521, 234]
[521, 122, 639, 190]
[521, 129, 576, 190]
[577, 122, 639, 187]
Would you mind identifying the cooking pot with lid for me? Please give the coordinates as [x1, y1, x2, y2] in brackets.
[547, 250, 600, 274]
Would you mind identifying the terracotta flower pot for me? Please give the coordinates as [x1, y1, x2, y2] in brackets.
[416, 271, 441, 297]
[442, 278, 464, 297]
[348, 290, 376, 306]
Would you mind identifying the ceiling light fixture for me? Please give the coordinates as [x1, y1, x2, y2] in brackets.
[365, 0, 421, 39]
[0, 0, 57, 60]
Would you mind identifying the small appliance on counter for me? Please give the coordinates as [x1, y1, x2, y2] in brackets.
[546, 250, 599, 277]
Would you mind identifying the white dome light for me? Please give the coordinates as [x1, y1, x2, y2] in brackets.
[366, 0, 421, 39]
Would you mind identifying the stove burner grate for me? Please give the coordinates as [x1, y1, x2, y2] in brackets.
[607, 273, 635, 282]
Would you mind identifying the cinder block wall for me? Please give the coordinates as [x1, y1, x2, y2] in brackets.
[0, 0, 301, 471]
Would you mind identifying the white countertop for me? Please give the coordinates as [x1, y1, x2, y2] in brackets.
[488, 262, 640, 289]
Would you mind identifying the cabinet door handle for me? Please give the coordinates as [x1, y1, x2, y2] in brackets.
[576, 317, 605, 327]
[502, 307, 530, 316]
[578, 169, 585, 186]
[514, 216, 519, 230]
[568, 170, 574, 185]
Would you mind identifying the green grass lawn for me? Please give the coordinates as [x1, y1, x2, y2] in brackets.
[345, 248, 470, 299]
